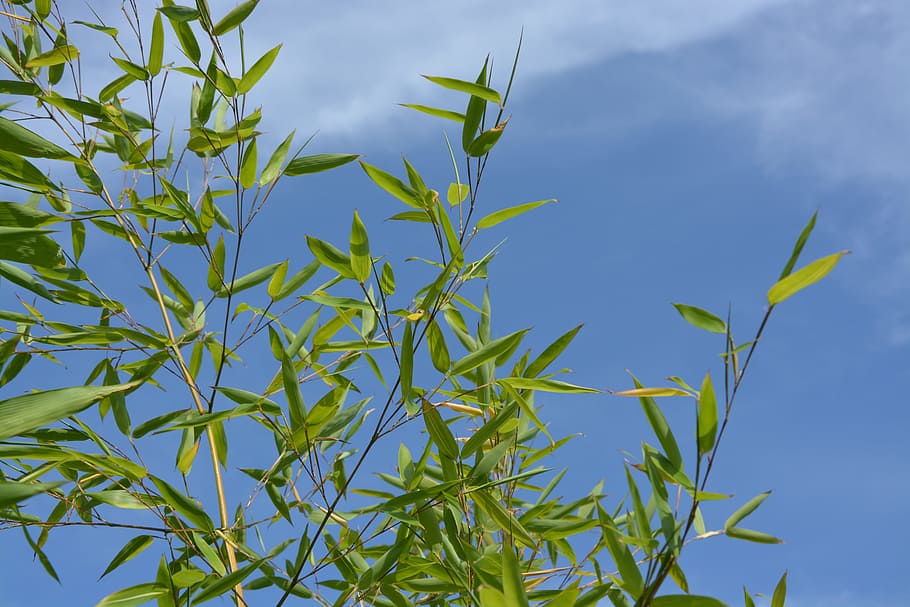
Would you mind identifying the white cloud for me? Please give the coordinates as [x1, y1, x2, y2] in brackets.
[241, 0, 788, 138]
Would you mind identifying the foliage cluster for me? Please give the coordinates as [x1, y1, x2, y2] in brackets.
[0, 2, 844, 606]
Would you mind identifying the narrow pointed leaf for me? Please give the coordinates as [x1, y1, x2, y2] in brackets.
[467, 119, 508, 157]
[650, 596, 727, 607]
[359, 161, 420, 207]
[238, 44, 281, 94]
[724, 491, 772, 530]
[725, 527, 783, 544]
[212, 0, 259, 35]
[100, 535, 154, 579]
[349, 210, 371, 282]
[767, 250, 849, 305]
[148, 12, 164, 76]
[498, 377, 597, 394]
[0, 382, 139, 441]
[150, 477, 214, 532]
[0, 481, 61, 508]
[477, 199, 554, 229]
[399, 103, 465, 122]
[780, 211, 817, 279]
[94, 583, 167, 607]
[502, 546, 530, 607]
[450, 329, 528, 376]
[422, 400, 458, 460]
[0, 117, 76, 160]
[771, 572, 788, 607]
[672, 304, 726, 334]
[613, 387, 690, 397]
[423, 75, 501, 105]
[697, 372, 717, 456]
[259, 130, 294, 185]
[306, 236, 353, 279]
[25, 45, 80, 68]
[285, 153, 359, 176]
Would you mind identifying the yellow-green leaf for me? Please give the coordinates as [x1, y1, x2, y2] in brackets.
[238, 44, 281, 94]
[25, 45, 79, 68]
[477, 199, 555, 229]
[349, 210, 371, 282]
[767, 250, 849, 305]
[672, 303, 726, 333]
[697, 372, 717, 456]
[612, 387, 690, 398]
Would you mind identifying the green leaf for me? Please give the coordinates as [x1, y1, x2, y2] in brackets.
[697, 372, 717, 456]
[672, 303, 726, 334]
[524, 324, 582, 378]
[94, 583, 167, 607]
[0, 117, 76, 160]
[238, 44, 281, 94]
[380, 261, 395, 295]
[99, 74, 136, 102]
[192, 532, 226, 575]
[349, 210, 371, 282]
[212, 0, 259, 36]
[0, 226, 64, 267]
[450, 329, 528, 376]
[725, 527, 783, 544]
[0, 151, 59, 190]
[148, 12, 164, 76]
[780, 211, 817, 279]
[462, 59, 489, 152]
[477, 199, 554, 229]
[0, 382, 139, 441]
[112, 57, 149, 81]
[447, 182, 470, 206]
[0, 480, 61, 508]
[207, 234, 225, 291]
[400, 321, 414, 404]
[239, 138, 258, 189]
[422, 400, 458, 460]
[267, 259, 288, 299]
[216, 262, 283, 297]
[282, 353, 306, 432]
[259, 130, 294, 185]
[461, 401, 518, 458]
[724, 491, 771, 530]
[306, 236, 353, 279]
[0, 80, 40, 95]
[771, 572, 788, 607]
[767, 250, 849, 305]
[72, 20, 119, 36]
[628, 374, 683, 469]
[426, 319, 450, 373]
[502, 546, 530, 607]
[399, 103, 465, 122]
[285, 153, 359, 176]
[171, 19, 201, 64]
[100, 535, 154, 579]
[613, 387, 690, 397]
[467, 119, 508, 157]
[472, 489, 535, 547]
[423, 74, 501, 105]
[597, 506, 644, 598]
[158, 6, 199, 22]
[359, 161, 420, 208]
[150, 476, 214, 532]
[650, 596, 727, 607]
[25, 45, 79, 68]
[275, 260, 319, 301]
[498, 377, 598, 394]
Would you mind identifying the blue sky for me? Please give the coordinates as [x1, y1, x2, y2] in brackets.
[1, 1, 908, 606]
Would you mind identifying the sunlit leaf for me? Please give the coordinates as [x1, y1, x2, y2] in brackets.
[450, 329, 528, 376]
[724, 491, 771, 530]
[0, 117, 76, 160]
[238, 44, 281, 94]
[285, 153, 359, 176]
[212, 0, 259, 36]
[767, 250, 849, 305]
[697, 372, 717, 456]
[349, 210, 371, 282]
[771, 572, 788, 607]
[100, 536, 154, 579]
[399, 103, 465, 122]
[725, 527, 783, 544]
[0, 480, 61, 508]
[613, 387, 690, 397]
[0, 382, 139, 441]
[498, 377, 598, 394]
[359, 161, 420, 208]
[25, 45, 79, 68]
[672, 303, 726, 334]
[650, 596, 727, 607]
[423, 74, 501, 105]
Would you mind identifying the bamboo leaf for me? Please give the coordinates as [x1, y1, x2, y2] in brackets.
[259, 130, 294, 185]
[150, 476, 214, 532]
[285, 153, 359, 176]
[422, 400, 458, 460]
[238, 44, 281, 94]
[100, 535, 154, 579]
[477, 199, 554, 229]
[498, 376, 597, 394]
[461, 401, 518, 458]
[697, 372, 717, 456]
[306, 236, 353, 279]
[94, 583, 167, 607]
[0, 117, 76, 160]
[239, 138, 257, 188]
[148, 12, 164, 76]
[216, 262, 283, 297]
[462, 58, 489, 152]
[212, 0, 259, 36]
[672, 303, 726, 334]
[359, 161, 421, 208]
[0, 382, 139, 441]
[450, 329, 528, 376]
[613, 387, 690, 398]
[780, 211, 817, 279]
[0, 480, 61, 508]
[423, 74, 501, 105]
[502, 546, 530, 607]
[767, 250, 849, 305]
[597, 505, 644, 598]
[399, 103, 465, 122]
[771, 572, 788, 607]
[426, 319, 450, 373]
[650, 596, 727, 607]
[724, 491, 772, 530]
[467, 119, 508, 157]
[349, 210, 371, 282]
[25, 45, 80, 68]
[725, 527, 783, 544]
